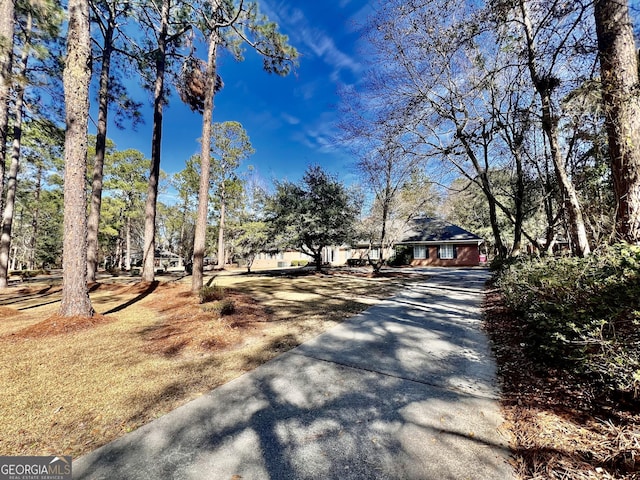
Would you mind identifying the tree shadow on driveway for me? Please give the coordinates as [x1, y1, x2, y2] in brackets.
[73, 268, 514, 480]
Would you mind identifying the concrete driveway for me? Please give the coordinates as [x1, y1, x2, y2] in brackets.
[73, 267, 514, 480]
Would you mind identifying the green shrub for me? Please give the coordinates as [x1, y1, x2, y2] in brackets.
[390, 246, 412, 266]
[494, 243, 640, 396]
[291, 260, 309, 267]
[488, 254, 529, 273]
[202, 299, 235, 316]
[199, 285, 226, 303]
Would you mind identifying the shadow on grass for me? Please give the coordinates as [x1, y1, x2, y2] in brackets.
[73, 269, 515, 480]
[17, 283, 102, 311]
[103, 281, 160, 315]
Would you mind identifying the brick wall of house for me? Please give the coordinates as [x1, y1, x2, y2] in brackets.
[410, 244, 480, 267]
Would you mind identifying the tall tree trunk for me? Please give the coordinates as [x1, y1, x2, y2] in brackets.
[141, 0, 169, 282]
[0, 0, 15, 212]
[540, 90, 591, 256]
[519, 0, 591, 257]
[375, 168, 392, 273]
[480, 172, 508, 258]
[29, 164, 42, 269]
[216, 189, 226, 269]
[125, 214, 131, 269]
[509, 133, 526, 257]
[594, 0, 640, 243]
[192, 31, 219, 293]
[0, 13, 30, 289]
[179, 206, 185, 268]
[511, 169, 524, 256]
[115, 230, 123, 270]
[60, 0, 94, 317]
[87, 16, 115, 282]
[314, 250, 322, 272]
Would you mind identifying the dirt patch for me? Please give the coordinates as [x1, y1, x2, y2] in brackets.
[484, 288, 640, 479]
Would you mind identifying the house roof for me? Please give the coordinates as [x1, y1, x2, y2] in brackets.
[396, 217, 483, 245]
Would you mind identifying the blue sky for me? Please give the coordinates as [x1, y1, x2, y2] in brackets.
[100, 0, 373, 193]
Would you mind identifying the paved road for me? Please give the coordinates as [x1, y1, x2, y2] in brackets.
[73, 267, 514, 480]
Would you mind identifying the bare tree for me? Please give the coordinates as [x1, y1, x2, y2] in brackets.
[344, 0, 532, 258]
[348, 0, 600, 257]
[514, 0, 592, 256]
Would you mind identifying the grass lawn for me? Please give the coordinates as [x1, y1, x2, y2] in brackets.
[0, 268, 416, 458]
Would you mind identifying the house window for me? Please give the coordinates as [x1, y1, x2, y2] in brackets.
[369, 248, 380, 260]
[438, 244, 456, 260]
[413, 245, 428, 259]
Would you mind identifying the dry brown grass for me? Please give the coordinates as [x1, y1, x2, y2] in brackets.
[0, 269, 414, 458]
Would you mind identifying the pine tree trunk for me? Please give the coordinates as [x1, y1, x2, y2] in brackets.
[0, 14, 31, 289]
[115, 233, 122, 270]
[29, 164, 42, 269]
[192, 31, 219, 294]
[87, 18, 115, 282]
[60, 0, 93, 317]
[125, 214, 131, 270]
[0, 0, 15, 213]
[216, 188, 226, 269]
[594, 0, 640, 243]
[141, 0, 169, 282]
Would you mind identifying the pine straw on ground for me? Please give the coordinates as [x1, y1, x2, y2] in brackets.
[483, 288, 640, 480]
[136, 285, 272, 357]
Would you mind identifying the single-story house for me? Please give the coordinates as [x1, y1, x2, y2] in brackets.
[249, 246, 354, 270]
[394, 217, 484, 267]
[247, 217, 484, 270]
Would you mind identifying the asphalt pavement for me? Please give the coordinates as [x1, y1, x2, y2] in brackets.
[73, 267, 514, 480]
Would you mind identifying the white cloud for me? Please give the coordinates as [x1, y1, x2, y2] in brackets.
[259, 1, 362, 82]
[281, 113, 301, 125]
[290, 112, 343, 153]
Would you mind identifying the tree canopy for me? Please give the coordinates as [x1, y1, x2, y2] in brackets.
[266, 165, 358, 271]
